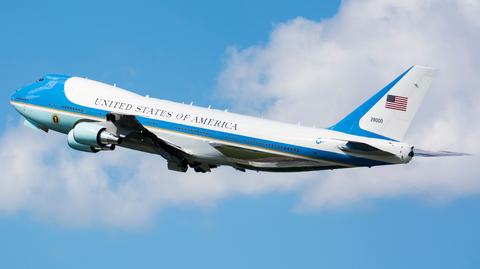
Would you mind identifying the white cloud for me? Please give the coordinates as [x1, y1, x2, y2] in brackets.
[1, 0, 480, 228]
[0, 124, 308, 228]
[218, 0, 480, 209]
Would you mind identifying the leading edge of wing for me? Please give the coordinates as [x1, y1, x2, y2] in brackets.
[107, 112, 190, 162]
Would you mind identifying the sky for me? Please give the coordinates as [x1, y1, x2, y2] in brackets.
[1, 0, 480, 268]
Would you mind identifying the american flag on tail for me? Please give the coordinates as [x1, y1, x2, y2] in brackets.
[385, 94, 408, 111]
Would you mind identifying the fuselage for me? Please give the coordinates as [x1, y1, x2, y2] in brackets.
[10, 74, 413, 172]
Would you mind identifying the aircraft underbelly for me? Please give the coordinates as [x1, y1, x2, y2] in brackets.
[139, 126, 350, 171]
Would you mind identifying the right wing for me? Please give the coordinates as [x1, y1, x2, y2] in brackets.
[209, 142, 347, 171]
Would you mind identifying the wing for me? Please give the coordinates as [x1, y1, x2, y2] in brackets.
[209, 142, 347, 172]
[413, 148, 470, 157]
[106, 113, 191, 171]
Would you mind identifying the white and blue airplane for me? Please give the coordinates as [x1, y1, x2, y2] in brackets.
[10, 65, 466, 173]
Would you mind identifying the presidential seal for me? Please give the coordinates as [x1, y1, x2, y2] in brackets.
[52, 114, 60, 124]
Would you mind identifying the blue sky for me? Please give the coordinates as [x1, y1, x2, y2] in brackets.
[2, 197, 480, 268]
[2, 0, 480, 268]
[0, 0, 338, 114]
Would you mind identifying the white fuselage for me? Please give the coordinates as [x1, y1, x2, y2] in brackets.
[10, 75, 413, 172]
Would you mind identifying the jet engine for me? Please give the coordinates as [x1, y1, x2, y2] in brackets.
[67, 122, 121, 153]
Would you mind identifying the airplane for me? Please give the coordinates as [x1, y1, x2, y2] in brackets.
[9, 65, 467, 173]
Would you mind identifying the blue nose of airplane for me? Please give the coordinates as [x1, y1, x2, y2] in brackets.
[10, 77, 45, 104]
[10, 84, 29, 103]
[10, 89, 19, 102]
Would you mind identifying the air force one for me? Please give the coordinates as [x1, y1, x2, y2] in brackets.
[9, 65, 467, 173]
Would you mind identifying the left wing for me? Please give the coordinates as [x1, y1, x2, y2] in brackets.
[106, 113, 191, 171]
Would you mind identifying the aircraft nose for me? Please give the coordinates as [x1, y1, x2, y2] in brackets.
[10, 84, 29, 103]
[10, 86, 28, 109]
[9, 89, 24, 114]
[10, 88, 20, 103]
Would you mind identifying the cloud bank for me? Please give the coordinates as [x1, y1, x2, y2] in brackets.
[0, 125, 308, 228]
[1, 0, 479, 228]
[218, 0, 480, 208]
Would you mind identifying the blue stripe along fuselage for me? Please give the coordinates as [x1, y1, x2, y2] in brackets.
[11, 75, 390, 167]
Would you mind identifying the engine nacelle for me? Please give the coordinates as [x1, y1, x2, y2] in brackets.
[72, 122, 121, 147]
[67, 130, 98, 153]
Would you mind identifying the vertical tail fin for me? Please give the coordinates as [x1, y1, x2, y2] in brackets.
[329, 65, 438, 141]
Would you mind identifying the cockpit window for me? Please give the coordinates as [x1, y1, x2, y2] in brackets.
[36, 78, 44, 82]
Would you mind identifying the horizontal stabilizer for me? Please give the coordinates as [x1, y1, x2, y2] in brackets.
[413, 148, 470, 157]
[339, 141, 394, 156]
